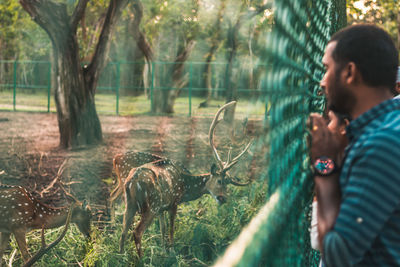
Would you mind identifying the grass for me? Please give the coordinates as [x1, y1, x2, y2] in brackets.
[1, 182, 268, 266]
[0, 90, 265, 117]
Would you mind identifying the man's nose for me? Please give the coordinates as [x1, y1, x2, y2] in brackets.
[320, 75, 326, 90]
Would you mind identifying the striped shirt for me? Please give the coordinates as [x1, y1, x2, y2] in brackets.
[323, 99, 400, 267]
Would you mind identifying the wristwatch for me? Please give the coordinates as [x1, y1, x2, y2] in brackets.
[313, 156, 337, 176]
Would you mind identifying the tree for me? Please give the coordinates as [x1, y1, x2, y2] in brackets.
[347, 0, 398, 48]
[198, 0, 226, 108]
[144, 0, 200, 114]
[19, 0, 129, 148]
[122, 0, 153, 96]
[222, 1, 271, 122]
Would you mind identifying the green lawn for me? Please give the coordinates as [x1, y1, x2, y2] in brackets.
[0, 90, 265, 117]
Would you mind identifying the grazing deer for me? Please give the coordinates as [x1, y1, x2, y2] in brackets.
[109, 152, 164, 210]
[0, 185, 91, 264]
[110, 152, 192, 210]
[119, 101, 252, 257]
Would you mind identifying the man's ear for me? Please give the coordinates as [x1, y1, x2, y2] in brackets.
[340, 118, 350, 135]
[345, 62, 357, 84]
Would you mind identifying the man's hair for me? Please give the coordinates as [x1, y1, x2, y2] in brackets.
[330, 24, 398, 90]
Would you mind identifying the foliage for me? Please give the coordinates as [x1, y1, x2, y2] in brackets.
[0, 0, 50, 60]
[347, 0, 399, 47]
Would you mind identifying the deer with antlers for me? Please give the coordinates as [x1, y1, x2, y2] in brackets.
[0, 185, 91, 265]
[119, 101, 252, 257]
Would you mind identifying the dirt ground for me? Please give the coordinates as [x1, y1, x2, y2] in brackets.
[0, 111, 265, 224]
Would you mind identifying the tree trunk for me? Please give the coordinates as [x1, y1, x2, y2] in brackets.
[152, 40, 196, 114]
[199, 0, 225, 106]
[126, 0, 153, 96]
[52, 40, 102, 148]
[223, 19, 239, 123]
[20, 0, 129, 148]
[223, 3, 271, 122]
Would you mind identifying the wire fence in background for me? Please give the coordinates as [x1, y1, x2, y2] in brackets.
[0, 60, 266, 117]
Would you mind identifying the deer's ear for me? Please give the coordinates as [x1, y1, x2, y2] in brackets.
[210, 164, 218, 175]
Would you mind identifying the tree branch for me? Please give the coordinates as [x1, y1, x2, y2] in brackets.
[70, 0, 90, 32]
[85, 0, 129, 90]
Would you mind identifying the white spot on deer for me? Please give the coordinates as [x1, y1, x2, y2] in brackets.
[25, 203, 29, 206]
[39, 214, 43, 218]
[18, 203, 22, 206]
[18, 212, 22, 215]
[25, 211, 28, 214]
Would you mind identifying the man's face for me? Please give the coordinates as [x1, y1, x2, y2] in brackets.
[320, 42, 356, 116]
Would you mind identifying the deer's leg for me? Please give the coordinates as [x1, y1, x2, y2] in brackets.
[0, 233, 11, 266]
[158, 213, 166, 249]
[133, 209, 155, 258]
[168, 205, 178, 247]
[13, 230, 30, 262]
[119, 199, 137, 253]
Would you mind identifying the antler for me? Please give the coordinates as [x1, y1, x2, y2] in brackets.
[22, 204, 74, 267]
[209, 101, 253, 172]
[209, 101, 237, 169]
[223, 139, 253, 171]
[59, 182, 82, 205]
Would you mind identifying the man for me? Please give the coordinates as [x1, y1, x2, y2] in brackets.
[310, 24, 400, 266]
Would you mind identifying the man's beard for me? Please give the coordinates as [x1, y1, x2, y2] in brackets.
[327, 70, 356, 118]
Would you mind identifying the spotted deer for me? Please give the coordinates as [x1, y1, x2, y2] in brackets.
[109, 152, 164, 211]
[109, 152, 192, 213]
[0, 185, 91, 264]
[119, 101, 252, 257]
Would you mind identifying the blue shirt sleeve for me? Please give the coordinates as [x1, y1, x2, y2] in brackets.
[323, 131, 400, 267]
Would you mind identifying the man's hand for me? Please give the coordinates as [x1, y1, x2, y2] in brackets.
[309, 113, 341, 164]
[309, 113, 342, 247]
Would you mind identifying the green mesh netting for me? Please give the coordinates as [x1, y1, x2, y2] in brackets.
[214, 0, 345, 266]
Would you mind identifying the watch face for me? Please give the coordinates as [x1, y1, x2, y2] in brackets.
[314, 156, 335, 175]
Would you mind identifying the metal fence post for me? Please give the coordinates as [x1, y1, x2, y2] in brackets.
[47, 62, 51, 112]
[150, 61, 154, 112]
[13, 61, 17, 111]
[189, 62, 192, 117]
[116, 62, 120, 115]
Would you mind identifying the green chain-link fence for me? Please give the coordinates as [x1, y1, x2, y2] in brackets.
[214, 0, 345, 266]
